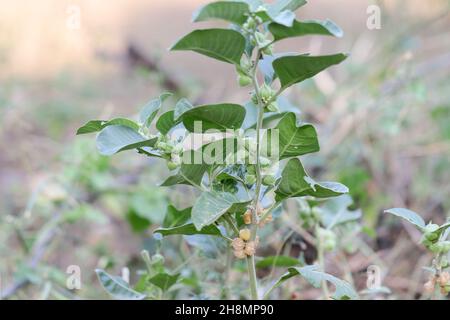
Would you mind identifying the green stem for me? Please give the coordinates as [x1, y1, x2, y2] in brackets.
[316, 225, 330, 299]
[246, 255, 259, 299]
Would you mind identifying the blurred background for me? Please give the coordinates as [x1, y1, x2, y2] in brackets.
[0, 0, 449, 299]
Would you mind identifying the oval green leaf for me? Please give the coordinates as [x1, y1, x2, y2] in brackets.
[171, 29, 246, 65]
[182, 103, 246, 132]
[273, 53, 348, 90]
[193, 1, 250, 24]
[96, 125, 157, 156]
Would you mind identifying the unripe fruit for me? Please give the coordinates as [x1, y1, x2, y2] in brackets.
[238, 74, 252, 87]
[263, 175, 276, 186]
[239, 228, 251, 241]
[425, 232, 438, 241]
[243, 210, 252, 225]
[232, 238, 245, 251]
[167, 161, 179, 171]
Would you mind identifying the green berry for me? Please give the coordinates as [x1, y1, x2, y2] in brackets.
[238, 74, 252, 87]
[167, 161, 179, 171]
[262, 175, 276, 186]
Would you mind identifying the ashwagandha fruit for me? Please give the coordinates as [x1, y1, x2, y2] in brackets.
[232, 238, 245, 251]
[239, 228, 251, 241]
[167, 161, 179, 171]
[262, 175, 276, 186]
[238, 74, 252, 87]
[243, 210, 252, 225]
[244, 241, 257, 256]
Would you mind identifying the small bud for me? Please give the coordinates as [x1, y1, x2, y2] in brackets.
[259, 157, 271, 168]
[243, 210, 252, 225]
[234, 249, 246, 259]
[232, 238, 245, 251]
[239, 228, 251, 241]
[151, 253, 165, 265]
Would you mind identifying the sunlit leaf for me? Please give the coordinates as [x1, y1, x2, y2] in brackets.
[96, 125, 157, 156]
[263, 112, 319, 159]
[275, 158, 348, 201]
[193, 1, 250, 24]
[182, 103, 246, 132]
[273, 53, 348, 90]
[77, 118, 139, 135]
[192, 191, 252, 230]
[384, 208, 426, 229]
[270, 265, 358, 300]
[269, 19, 343, 42]
[171, 29, 246, 64]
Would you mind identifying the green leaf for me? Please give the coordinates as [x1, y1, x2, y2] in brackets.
[256, 0, 307, 27]
[271, 265, 358, 300]
[182, 103, 246, 132]
[162, 205, 192, 228]
[126, 209, 151, 233]
[259, 52, 297, 84]
[148, 272, 180, 292]
[160, 151, 209, 188]
[96, 125, 158, 156]
[156, 111, 181, 135]
[193, 1, 250, 24]
[269, 0, 307, 13]
[139, 92, 172, 128]
[384, 208, 426, 230]
[77, 118, 139, 135]
[275, 158, 348, 202]
[171, 29, 246, 64]
[321, 195, 362, 229]
[216, 165, 247, 184]
[174, 98, 194, 121]
[192, 191, 252, 230]
[269, 19, 343, 42]
[263, 112, 319, 159]
[256, 256, 300, 269]
[96, 269, 146, 300]
[273, 54, 348, 90]
[155, 223, 223, 237]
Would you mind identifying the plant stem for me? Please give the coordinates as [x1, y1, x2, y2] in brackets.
[316, 225, 330, 299]
[243, 47, 264, 300]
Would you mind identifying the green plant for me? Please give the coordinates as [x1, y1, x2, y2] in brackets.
[385, 208, 450, 297]
[78, 0, 356, 300]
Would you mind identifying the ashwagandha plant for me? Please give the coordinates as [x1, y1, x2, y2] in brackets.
[385, 208, 450, 298]
[77, 0, 357, 300]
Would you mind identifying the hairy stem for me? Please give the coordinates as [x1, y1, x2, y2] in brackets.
[244, 47, 265, 300]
